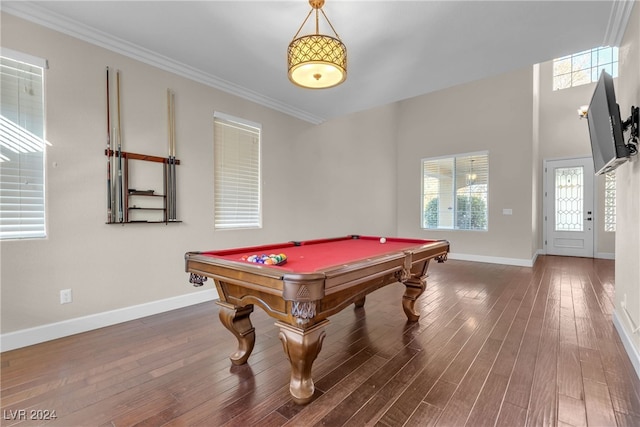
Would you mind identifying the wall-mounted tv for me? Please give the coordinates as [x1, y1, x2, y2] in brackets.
[586, 71, 630, 175]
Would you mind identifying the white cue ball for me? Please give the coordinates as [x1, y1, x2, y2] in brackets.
[380, 237, 386, 244]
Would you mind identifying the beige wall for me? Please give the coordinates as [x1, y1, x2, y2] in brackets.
[393, 50, 620, 264]
[615, 3, 640, 365]
[287, 104, 399, 238]
[531, 64, 542, 260]
[2, 5, 638, 363]
[0, 13, 398, 334]
[395, 67, 536, 264]
[537, 59, 615, 256]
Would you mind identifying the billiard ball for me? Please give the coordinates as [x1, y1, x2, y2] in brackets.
[380, 237, 386, 244]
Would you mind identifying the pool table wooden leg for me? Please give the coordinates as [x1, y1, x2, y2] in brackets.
[354, 295, 366, 308]
[217, 301, 255, 365]
[402, 276, 426, 322]
[276, 320, 328, 405]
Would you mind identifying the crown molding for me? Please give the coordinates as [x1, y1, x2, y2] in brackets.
[1, 2, 325, 125]
[603, 0, 636, 47]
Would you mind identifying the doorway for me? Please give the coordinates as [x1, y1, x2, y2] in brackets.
[544, 157, 595, 257]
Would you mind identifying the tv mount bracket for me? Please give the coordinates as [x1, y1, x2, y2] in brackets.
[622, 105, 639, 155]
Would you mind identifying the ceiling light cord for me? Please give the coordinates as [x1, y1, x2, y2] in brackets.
[292, 9, 314, 40]
[292, 3, 341, 39]
[320, 9, 341, 39]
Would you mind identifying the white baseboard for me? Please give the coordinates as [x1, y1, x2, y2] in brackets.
[533, 249, 543, 265]
[613, 309, 640, 380]
[0, 289, 218, 352]
[596, 252, 615, 260]
[448, 252, 537, 267]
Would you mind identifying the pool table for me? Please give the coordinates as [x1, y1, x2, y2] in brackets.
[185, 235, 449, 404]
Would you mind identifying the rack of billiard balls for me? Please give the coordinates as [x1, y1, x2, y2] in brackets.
[241, 253, 288, 265]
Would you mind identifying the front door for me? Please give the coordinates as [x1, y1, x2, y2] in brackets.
[544, 157, 594, 257]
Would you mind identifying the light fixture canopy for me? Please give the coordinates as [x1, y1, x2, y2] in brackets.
[288, 0, 347, 89]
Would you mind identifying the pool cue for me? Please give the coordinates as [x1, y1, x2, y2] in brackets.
[116, 70, 124, 223]
[167, 89, 176, 220]
[106, 67, 112, 223]
[111, 127, 117, 222]
[170, 90, 176, 220]
[166, 89, 172, 221]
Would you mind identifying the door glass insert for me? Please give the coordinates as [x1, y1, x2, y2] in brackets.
[555, 166, 584, 231]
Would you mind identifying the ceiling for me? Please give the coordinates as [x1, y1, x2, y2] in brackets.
[2, 1, 635, 124]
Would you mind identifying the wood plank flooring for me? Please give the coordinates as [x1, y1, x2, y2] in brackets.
[2, 255, 640, 426]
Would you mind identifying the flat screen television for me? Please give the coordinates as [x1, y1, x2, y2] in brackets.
[586, 70, 630, 175]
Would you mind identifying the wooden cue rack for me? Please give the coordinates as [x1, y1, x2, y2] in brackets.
[105, 149, 181, 224]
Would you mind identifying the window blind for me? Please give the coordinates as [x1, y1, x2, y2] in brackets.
[0, 53, 47, 239]
[213, 114, 261, 229]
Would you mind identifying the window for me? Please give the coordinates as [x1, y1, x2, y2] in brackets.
[553, 46, 618, 90]
[213, 113, 261, 229]
[604, 171, 616, 232]
[554, 166, 584, 231]
[0, 51, 48, 240]
[422, 152, 488, 230]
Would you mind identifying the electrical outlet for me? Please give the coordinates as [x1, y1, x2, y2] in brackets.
[60, 289, 72, 304]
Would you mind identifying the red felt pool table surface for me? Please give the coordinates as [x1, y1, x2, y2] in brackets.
[199, 235, 440, 273]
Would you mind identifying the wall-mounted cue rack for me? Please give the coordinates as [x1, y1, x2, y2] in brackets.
[104, 149, 180, 224]
[104, 66, 180, 224]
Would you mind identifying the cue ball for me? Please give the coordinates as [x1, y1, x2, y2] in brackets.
[380, 237, 386, 244]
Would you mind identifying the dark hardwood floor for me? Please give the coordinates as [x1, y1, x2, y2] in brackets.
[2, 256, 640, 426]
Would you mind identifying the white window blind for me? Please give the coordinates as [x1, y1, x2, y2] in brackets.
[213, 113, 261, 229]
[1, 52, 47, 240]
[422, 152, 489, 231]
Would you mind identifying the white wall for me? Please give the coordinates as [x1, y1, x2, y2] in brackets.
[0, 13, 397, 338]
[395, 67, 536, 265]
[614, 2, 640, 375]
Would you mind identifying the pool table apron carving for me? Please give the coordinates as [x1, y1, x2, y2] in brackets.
[185, 236, 449, 404]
